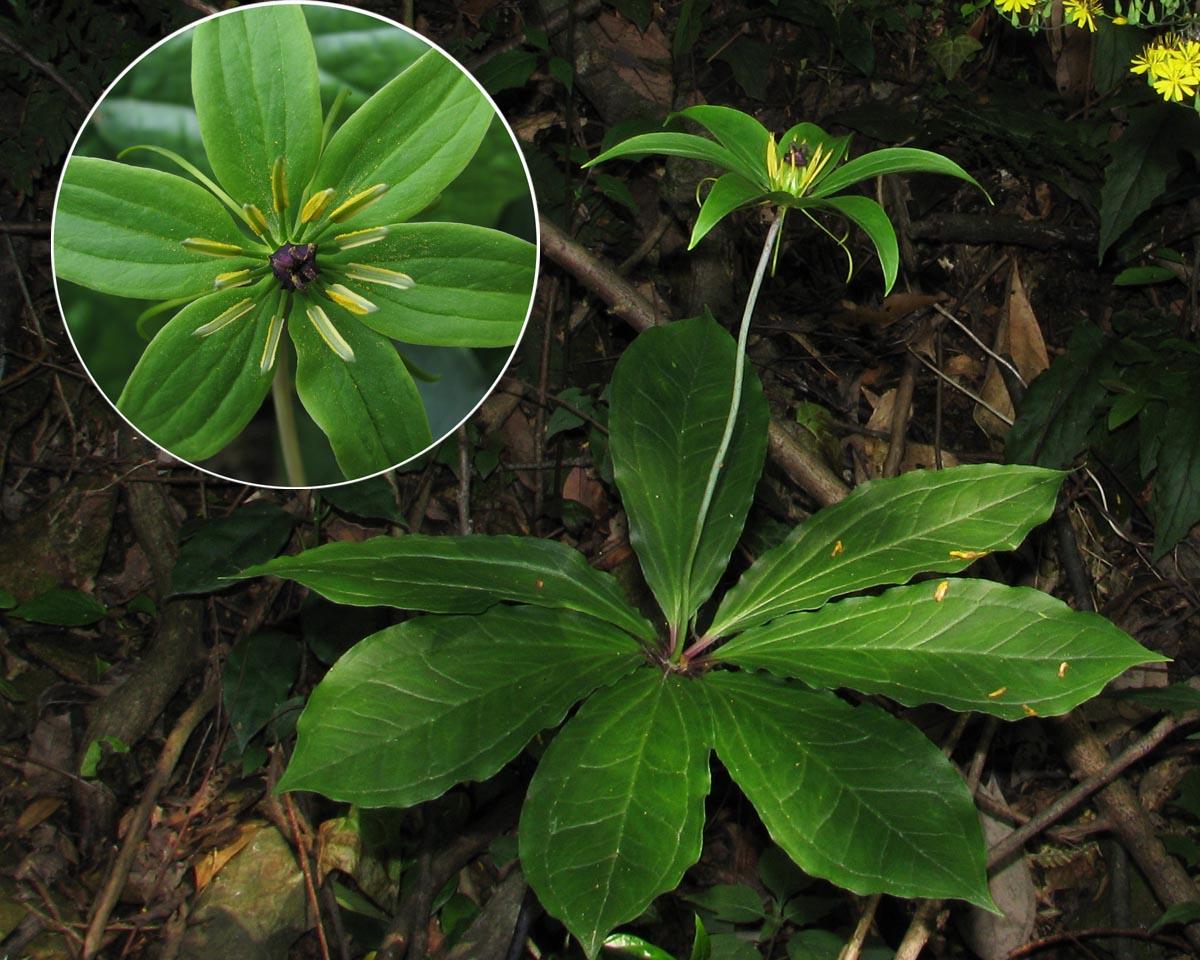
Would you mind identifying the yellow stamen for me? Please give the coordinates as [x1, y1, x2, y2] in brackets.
[260, 314, 285, 373]
[182, 237, 246, 257]
[332, 227, 389, 251]
[949, 549, 988, 560]
[270, 156, 289, 213]
[329, 183, 388, 222]
[325, 283, 377, 316]
[766, 133, 780, 184]
[193, 298, 255, 337]
[345, 262, 414, 291]
[1058, 661, 1070, 679]
[830, 540, 844, 558]
[987, 687, 1007, 699]
[306, 304, 355, 361]
[299, 188, 335, 224]
[933, 580, 950, 603]
[213, 268, 253, 290]
[243, 204, 270, 238]
[1021, 704, 1038, 717]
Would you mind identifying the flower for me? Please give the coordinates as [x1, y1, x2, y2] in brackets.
[54, 5, 535, 484]
[1063, 0, 1100, 32]
[993, 0, 1038, 15]
[1129, 32, 1200, 103]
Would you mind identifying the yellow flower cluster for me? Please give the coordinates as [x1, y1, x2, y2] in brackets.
[1130, 33, 1200, 102]
[1063, 0, 1101, 31]
[993, 0, 1037, 14]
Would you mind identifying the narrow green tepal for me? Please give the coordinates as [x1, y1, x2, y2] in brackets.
[237, 533, 655, 642]
[706, 464, 1065, 639]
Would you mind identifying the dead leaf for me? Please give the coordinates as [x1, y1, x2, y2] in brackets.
[975, 263, 1049, 438]
[16, 796, 63, 834]
[193, 820, 261, 893]
[562, 467, 607, 519]
[861, 389, 959, 474]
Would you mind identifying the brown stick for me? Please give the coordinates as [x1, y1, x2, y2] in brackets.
[0, 26, 90, 111]
[82, 682, 219, 959]
[539, 215, 850, 507]
[0, 221, 50, 235]
[883, 354, 918, 478]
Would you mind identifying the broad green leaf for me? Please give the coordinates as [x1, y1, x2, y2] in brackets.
[704, 671, 993, 908]
[54, 157, 256, 299]
[238, 534, 654, 641]
[1152, 379, 1200, 559]
[171, 501, 296, 596]
[322, 222, 535, 346]
[610, 316, 769, 631]
[1098, 106, 1181, 261]
[305, 6, 427, 111]
[475, 49, 539, 95]
[277, 605, 643, 806]
[814, 195, 899, 294]
[289, 298, 432, 478]
[192, 6, 323, 219]
[521, 670, 711, 959]
[118, 287, 277, 462]
[223, 630, 300, 751]
[10, 588, 106, 626]
[690, 173, 766, 249]
[707, 464, 1063, 638]
[601, 932, 677, 960]
[586, 132, 742, 173]
[811, 147, 983, 199]
[1006, 324, 1118, 468]
[718, 578, 1165, 720]
[675, 106, 771, 187]
[310, 51, 493, 232]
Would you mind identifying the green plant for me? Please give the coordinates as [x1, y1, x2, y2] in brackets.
[53, 5, 536, 484]
[240, 107, 1162, 956]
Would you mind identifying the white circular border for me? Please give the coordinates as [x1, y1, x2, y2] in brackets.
[50, 0, 541, 491]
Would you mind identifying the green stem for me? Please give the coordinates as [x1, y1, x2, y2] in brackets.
[272, 339, 307, 487]
[673, 207, 785, 660]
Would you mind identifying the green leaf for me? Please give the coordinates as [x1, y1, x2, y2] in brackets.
[601, 933, 676, 960]
[475, 49, 539, 95]
[289, 298, 432, 478]
[322, 222, 535, 346]
[10, 588, 106, 626]
[305, 7, 428, 111]
[816, 194, 899, 294]
[718, 578, 1165, 720]
[117, 287, 277, 462]
[310, 50, 494, 232]
[1150, 901, 1200, 933]
[673, 0, 711, 59]
[609, 316, 769, 631]
[171, 501, 296, 596]
[277, 605, 643, 806]
[704, 671, 993, 908]
[682, 884, 765, 924]
[238, 534, 654, 641]
[223, 630, 301, 751]
[1098, 106, 1181, 261]
[1116, 683, 1200, 715]
[690, 173, 767, 249]
[1006, 324, 1118, 468]
[690, 915, 711, 960]
[586, 132, 742, 173]
[1112, 265, 1178, 286]
[707, 464, 1063, 638]
[192, 6, 323, 220]
[92, 98, 208, 175]
[675, 106, 771, 187]
[54, 157, 256, 299]
[1152, 379, 1200, 558]
[812, 147, 984, 199]
[521, 670, 711, 959]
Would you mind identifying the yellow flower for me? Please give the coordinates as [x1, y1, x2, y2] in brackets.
[1063, 0, 1100, 32]
[994, 0, 1038, 13]
[1152, 58, 1198, 101]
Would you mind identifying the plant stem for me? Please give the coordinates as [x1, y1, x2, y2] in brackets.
[273, 347, 306, 487]
[673, 208, 785, 660]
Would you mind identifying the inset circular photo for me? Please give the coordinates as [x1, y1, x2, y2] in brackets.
[52, 1, 538, 487]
